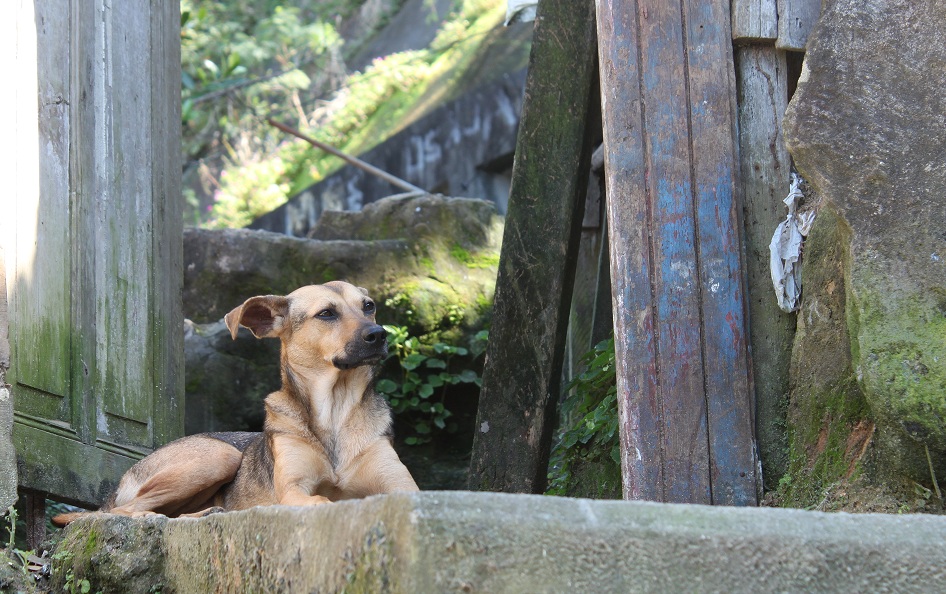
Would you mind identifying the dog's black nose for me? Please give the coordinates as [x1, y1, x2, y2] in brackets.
[362, 325, 386, 344]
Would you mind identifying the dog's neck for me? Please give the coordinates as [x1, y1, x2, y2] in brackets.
[281, 357, 373, 436]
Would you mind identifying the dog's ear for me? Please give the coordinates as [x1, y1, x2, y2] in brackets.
[224, 295, 290, 340]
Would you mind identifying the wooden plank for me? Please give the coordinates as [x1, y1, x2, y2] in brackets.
[92, 0, 154, 444]
[24, 490, 46, 551]
[597, 0, 759, 504]
[10, 0, 72, 406]
[684, 0, 759, 506]
[70, 0, 97, 448]
[776, 0, 822, 50]
[149, 0, 185, 446]
[468, 0, 597, 493]
[13, 421, 137, 508]
[736, 45, 795, 487]
[732, 0, 778, 41]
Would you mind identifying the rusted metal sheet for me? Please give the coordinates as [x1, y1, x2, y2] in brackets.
[597, 0, 759, 504]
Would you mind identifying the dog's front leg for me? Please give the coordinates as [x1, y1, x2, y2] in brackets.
[272, 434, 334, 506]
[347, 439, 420, 495]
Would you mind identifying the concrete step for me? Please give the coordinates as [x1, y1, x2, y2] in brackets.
[52, 491, 946, 593]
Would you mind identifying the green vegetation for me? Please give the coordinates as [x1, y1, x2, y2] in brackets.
[546, 337, 622, 499]
[180, 0, 510, 228]
[377, 325, 488, 444]
[775, 378, 871, 509]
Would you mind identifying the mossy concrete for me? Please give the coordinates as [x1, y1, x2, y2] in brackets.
[51, 491, 946, 593]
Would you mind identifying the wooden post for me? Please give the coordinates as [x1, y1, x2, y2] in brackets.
[732, 0, 778, 41]
[24, 490, 45, 551]
[468, 0, 598, 493]
[776, 0, 822, 50]
[597, 0, 759, 504]
[735, 45, 795, 487]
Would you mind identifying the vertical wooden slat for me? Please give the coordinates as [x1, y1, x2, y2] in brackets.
[24, 490, 45, 551]
[71, 0, 97, 447]
[93, 0, 154, 446]
[736, 45, 794, 487]
[468, 0, 597, 493]
[776, 0, 822, 50]
[732, 0, 778, 41]
[11, 0, 72, 407]
[597, 0, 661, 502]
[684, 0, 759, 505]
[150, 0, 184, 447]
[597, 0, 759, 504]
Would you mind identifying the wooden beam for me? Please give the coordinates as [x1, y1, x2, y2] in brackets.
[468, 0, 598, 493]
[597, 0, 759, 504]
[735, 45, 795, 488]
[732, 0, 778, 42]
[24, 490, 45, 551]
[776, 0, 822, 50]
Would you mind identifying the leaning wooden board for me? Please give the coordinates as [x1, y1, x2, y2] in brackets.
[596, 0, 759, 504]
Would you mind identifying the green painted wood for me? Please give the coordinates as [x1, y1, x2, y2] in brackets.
[13, 422, 139, 508]
[10, 0, 72, 407]
[468, 0, 598, 493]
[597, 0, 759, 504]
[6, 0, 183, 507]
[150, 0, 186, 446]
[95, 0, 156, 442]
[736, 45, 794, 488]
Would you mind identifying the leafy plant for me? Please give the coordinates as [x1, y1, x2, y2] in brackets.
[546, 337, 620, 497]
[1, 505, 47, 592]
[376, 325, 487, 444]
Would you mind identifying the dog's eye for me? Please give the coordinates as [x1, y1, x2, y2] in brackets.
[363, 301, 375, 313]
[315, 309, 336, 319]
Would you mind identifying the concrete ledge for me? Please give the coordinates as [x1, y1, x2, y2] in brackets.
[53, 492, 946, 593]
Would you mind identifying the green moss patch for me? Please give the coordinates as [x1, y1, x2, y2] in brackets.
[848, 285, 946, 450]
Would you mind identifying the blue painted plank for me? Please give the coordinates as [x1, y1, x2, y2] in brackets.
[597, 0, 759, 504]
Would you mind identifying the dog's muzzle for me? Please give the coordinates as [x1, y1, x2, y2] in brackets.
[333, 324, 389, 370]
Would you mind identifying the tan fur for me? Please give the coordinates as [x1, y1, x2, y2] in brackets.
[52, 281, 417, 527]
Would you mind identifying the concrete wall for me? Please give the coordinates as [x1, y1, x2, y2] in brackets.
[53, 491, 946, 593]
[250, 70, 526, 237]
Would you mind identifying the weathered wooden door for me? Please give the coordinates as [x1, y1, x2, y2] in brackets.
[3, 0, 183, 506]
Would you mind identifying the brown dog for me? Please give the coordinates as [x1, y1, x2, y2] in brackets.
[53, 281, 418, 526]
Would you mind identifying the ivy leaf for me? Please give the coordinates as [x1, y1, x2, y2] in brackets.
[403, 353, 426, 370]
[458, 369, 478, 383]
[375, 379, 397, 394]
[418, 384, 434, 399]
[426, 358, 447, 369]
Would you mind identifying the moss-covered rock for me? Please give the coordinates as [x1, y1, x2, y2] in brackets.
[783, 0, 946, 494]
[50, 515, 167, 594]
